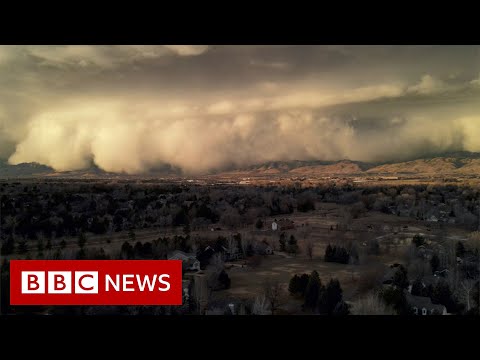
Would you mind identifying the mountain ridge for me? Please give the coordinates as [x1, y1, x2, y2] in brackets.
[1, 151, 480, 178]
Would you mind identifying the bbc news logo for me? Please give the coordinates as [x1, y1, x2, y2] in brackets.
[10, 260, 182, 305]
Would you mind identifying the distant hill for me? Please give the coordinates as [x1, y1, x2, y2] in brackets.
[367, 154, 480, 175]
[216, 151, 480, 177]
[1, 151, 480, 178]
[0, 161, 54, 177]
[0, 160, 182, 178]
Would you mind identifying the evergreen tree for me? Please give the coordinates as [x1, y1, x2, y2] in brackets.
[323, 279, 343, 315]
[304, 270, 321, 310]
[287, 234, 299, 255]
[128, 229, 136, 243]
[18, 240, 28, 254]
[298, 273, 310, 296]
[381, 286, 410, 315]
[78, 233, 87, 248]
[333, 300, 350, 316]
[430, 253, 440, 273]
[325, 244, 333, 262]
[279, 233, 286, 252]
[0, 236, 14, 256]
[392, 265, 409, 289]
[412, 234, 425, 247]
[431, 280, 457, 313]
[456, 241, 466, 258]
[288, 275, 300, 295]
[411, 278, 426, 297]
[218, 270, 231, 289]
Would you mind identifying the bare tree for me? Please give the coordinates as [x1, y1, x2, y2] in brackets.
[357, 264, 386, 295]
[226, 236, 238, 258]
[350, 293, 396, 315]
[262, 278, 283, 315]
[252, 294, 270, 315]
[193, 274, 210, 315]
[459, 279, 476, 311]
[408, 258, 431, 280]
[403, 244, 418, 266]
[468, 231, 480, 253]
[304, 237, 314, 260]
[240, 232, 252, 257]
[210, 253, 224, 275]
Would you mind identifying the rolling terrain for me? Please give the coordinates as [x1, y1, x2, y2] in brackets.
[1, 151, 480, 178]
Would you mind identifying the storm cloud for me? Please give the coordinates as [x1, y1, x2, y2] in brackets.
[1, 45, 480, 174]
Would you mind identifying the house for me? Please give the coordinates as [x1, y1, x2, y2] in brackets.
[421, 275, 439, 288]
[434, 269, 450, 278]
[254, 241, 273, 255]
[405, 292, 447, 315]
[168, 250, 201, 271]
[272, 219, 278, 231]
[222, 245, 242, 261]
[205, 298, 247, 315]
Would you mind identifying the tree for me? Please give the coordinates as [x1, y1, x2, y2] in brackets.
[304, 237, 314, 260]
[320, 279, 343, 315]
[325, 244, 333, 262]
[263, 278, 283, 315]
[298, 273, 310, 296]
[325, 245, 350, 264]
[128, 229, 136, 243]
[134, 241, 143, 258]
[226, 236, 239, 259]
[304, 270, 322, 310]
[240, 233, 253, 257]
[121, 241, 134, 259]
[468, 231, 480, 253]
[472, 281, 480, 313]
[287, 234, 299, 255]
[459, 279, 476, 312]
[392, 265, 409, 289]
[367, 239, 380, 256]
[218, 270, 231, 289]
[411, 278, 427, 297]
[252, 294, 270, 315]
[333, 300, 350, 316]
[1, 236, 14, 256]
[78, 233, 87, 248]
[288, 275, 301, 295]
[17, 240, 28, 254]
[76, 248, 87, 260]
[381, 286, 410, 315]
[279, 232, 286, 252]
[412, 234, 425, 247]
[431, 280, 456, 313]
[456, 241, 466, 258]
[430, 253, 440, 274]
[351, 293, 396, 315]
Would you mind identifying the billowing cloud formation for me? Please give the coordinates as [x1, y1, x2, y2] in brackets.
[1, 45, 480, 174]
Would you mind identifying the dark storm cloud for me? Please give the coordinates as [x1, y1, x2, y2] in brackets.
[1, 45, 480, 173]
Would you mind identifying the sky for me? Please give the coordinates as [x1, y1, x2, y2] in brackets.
[1, 45, 480, 174]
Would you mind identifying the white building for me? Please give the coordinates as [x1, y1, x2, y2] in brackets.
[272, 220, 278, 231]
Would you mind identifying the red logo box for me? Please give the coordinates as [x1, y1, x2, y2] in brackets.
[10, 260, 183, 305]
